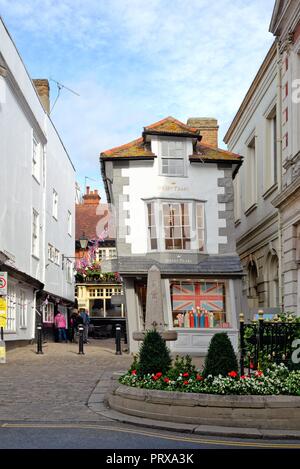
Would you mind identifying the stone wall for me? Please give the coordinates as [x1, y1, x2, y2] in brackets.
[109, 385, 300, 430]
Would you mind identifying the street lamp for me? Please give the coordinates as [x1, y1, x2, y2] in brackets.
[62, 232, 89, 269]
[79, 232, 88, 250]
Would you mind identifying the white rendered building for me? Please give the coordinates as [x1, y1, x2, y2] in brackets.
[100, 116, 244, 354]
[0, 18, 75, 343]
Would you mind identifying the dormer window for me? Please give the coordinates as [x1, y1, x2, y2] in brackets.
[160, 139, 185, 176]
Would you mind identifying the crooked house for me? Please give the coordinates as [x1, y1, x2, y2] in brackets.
[100, 117, 244, 354]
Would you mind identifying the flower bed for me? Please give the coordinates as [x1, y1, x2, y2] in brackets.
[119, 363, 300, 396]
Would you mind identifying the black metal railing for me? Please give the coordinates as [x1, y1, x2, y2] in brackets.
[240, 312, 300, 375]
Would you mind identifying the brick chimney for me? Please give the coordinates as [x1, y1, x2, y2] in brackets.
[187, 118, 219, 147]
[33, 79, 50, 114]
[82, 186, 101, 205]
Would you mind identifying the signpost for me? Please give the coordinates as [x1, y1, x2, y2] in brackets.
[0, 272, 7, 295]
[0, 273, 7, 364]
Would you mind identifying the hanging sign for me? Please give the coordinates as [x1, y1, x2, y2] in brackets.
[0, 297, 7, 328]
[0, 272, 8, 296]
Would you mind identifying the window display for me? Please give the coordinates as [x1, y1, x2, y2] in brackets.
[170, 281, 229, 328]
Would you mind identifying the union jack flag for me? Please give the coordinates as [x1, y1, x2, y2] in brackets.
[171, 282, 224, 312]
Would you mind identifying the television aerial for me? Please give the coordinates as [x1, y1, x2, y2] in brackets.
[49, 78, 80, 113]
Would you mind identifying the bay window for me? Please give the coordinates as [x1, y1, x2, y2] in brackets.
[146, 199, 205, 252]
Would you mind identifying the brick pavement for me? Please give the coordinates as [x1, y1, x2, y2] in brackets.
[0, 339, 132, 423]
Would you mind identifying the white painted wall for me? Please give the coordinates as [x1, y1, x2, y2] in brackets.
[0, 19, 75, 339]
[122, 136, 226, 255]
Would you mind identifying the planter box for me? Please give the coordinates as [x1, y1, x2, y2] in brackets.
[109, 384, 300, 430]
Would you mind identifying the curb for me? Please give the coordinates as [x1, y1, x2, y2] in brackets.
[87, 371, 300, 440]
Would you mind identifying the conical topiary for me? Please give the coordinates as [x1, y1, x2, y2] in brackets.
[138, 329, 172, 376]
[203, 332, 238, 377]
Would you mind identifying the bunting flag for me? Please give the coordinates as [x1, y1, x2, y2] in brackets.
[171, 282, 224, 312]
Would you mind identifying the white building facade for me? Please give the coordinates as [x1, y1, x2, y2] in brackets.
[101, 117, 244, 354]
[0, 19, 75, 343]
[224, 0, 300, 318]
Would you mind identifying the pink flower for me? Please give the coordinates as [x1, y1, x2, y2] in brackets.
[255, 370, 264, 377]
[131, 370, 137, 375]
[164, 378, 170, 383]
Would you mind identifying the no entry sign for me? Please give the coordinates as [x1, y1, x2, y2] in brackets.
[0, 272, 7, 296]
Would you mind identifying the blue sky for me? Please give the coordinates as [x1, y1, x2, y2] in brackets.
[0, 0, 275, 200]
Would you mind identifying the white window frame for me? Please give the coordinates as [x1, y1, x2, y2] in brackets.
[43, 302, 54, 323]
[146, 199, 206, 252]
[48, 243, 55, 262]
[32, 135, 40, 182]
[66, 259, 73, 283]
[5, 283, 17, 332]
[264, 106, 277, 192]
[68, 210, 72, 236]
[233, 172, 241, 223]
[52, 189, 58, 220]
[32, 209, 39, 258]
[54, 248, 60, 266]
[244, 135, 257, 212]
[19, 289, 27, 329]
[159, 138, 186, 177]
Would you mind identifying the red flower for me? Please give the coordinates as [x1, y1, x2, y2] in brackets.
[255, 370, 264, 377]
[152, 375, 159, 381]
[240, 375, 247, 379]
[182, 372, 189, 377]
[183, 380, 189, 385]
[250, 361, 254, 369]
[228, 371, 238, 378]
[196, 374, 203, 381]
[131, 370, 137, 375]
[164, 377, 170, 383]
[155, 372, 162, 378]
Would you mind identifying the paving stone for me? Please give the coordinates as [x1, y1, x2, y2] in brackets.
[0, 340, 131, 423]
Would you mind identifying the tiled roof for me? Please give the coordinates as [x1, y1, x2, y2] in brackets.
[100, 116, 242, 162]
[101, 137, 154, 159]
[144, 116, 200, 136]
[112, 255, 244, 275]
[190, 143, 242, 162]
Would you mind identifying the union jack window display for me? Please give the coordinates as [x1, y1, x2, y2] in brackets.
[170, 281, 229, 328]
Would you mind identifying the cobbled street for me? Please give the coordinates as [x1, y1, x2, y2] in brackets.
[0, 340, 131, 423]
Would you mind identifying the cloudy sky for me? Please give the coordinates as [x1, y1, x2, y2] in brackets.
[0, 0, 275, 200]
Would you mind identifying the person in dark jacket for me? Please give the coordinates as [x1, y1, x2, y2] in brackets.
[70, 309, 83, 343]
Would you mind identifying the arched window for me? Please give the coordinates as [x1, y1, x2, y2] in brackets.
[247, 261, 258, 308]
[266, 253, 279, 307]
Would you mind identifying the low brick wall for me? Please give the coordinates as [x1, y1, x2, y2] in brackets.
[109, 385, 300, 430]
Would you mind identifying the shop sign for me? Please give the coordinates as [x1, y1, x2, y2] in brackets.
[0, 297, 7, 328]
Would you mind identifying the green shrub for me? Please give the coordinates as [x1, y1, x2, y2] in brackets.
[138, 330, 172, 376]
[203, 332, 238, 377]
[168, 355, 197, 380]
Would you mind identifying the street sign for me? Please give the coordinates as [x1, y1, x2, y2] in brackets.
[0, 297, 7, 328]
[0, 272, 7, 295]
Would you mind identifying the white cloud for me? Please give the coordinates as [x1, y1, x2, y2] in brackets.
[0, 0, 276, 200]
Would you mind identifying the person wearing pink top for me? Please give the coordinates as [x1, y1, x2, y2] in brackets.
[54, 311, 67, 343]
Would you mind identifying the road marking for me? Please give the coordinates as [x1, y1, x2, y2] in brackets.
[1, 423, 300, 448]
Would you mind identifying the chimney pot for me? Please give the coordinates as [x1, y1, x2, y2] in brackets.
[86, 186, 90, 194]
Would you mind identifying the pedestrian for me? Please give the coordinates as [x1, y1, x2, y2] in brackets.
[79, 309, 90, 344]
[70, 308, 79, 343]
[54, 310, 68, 343]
